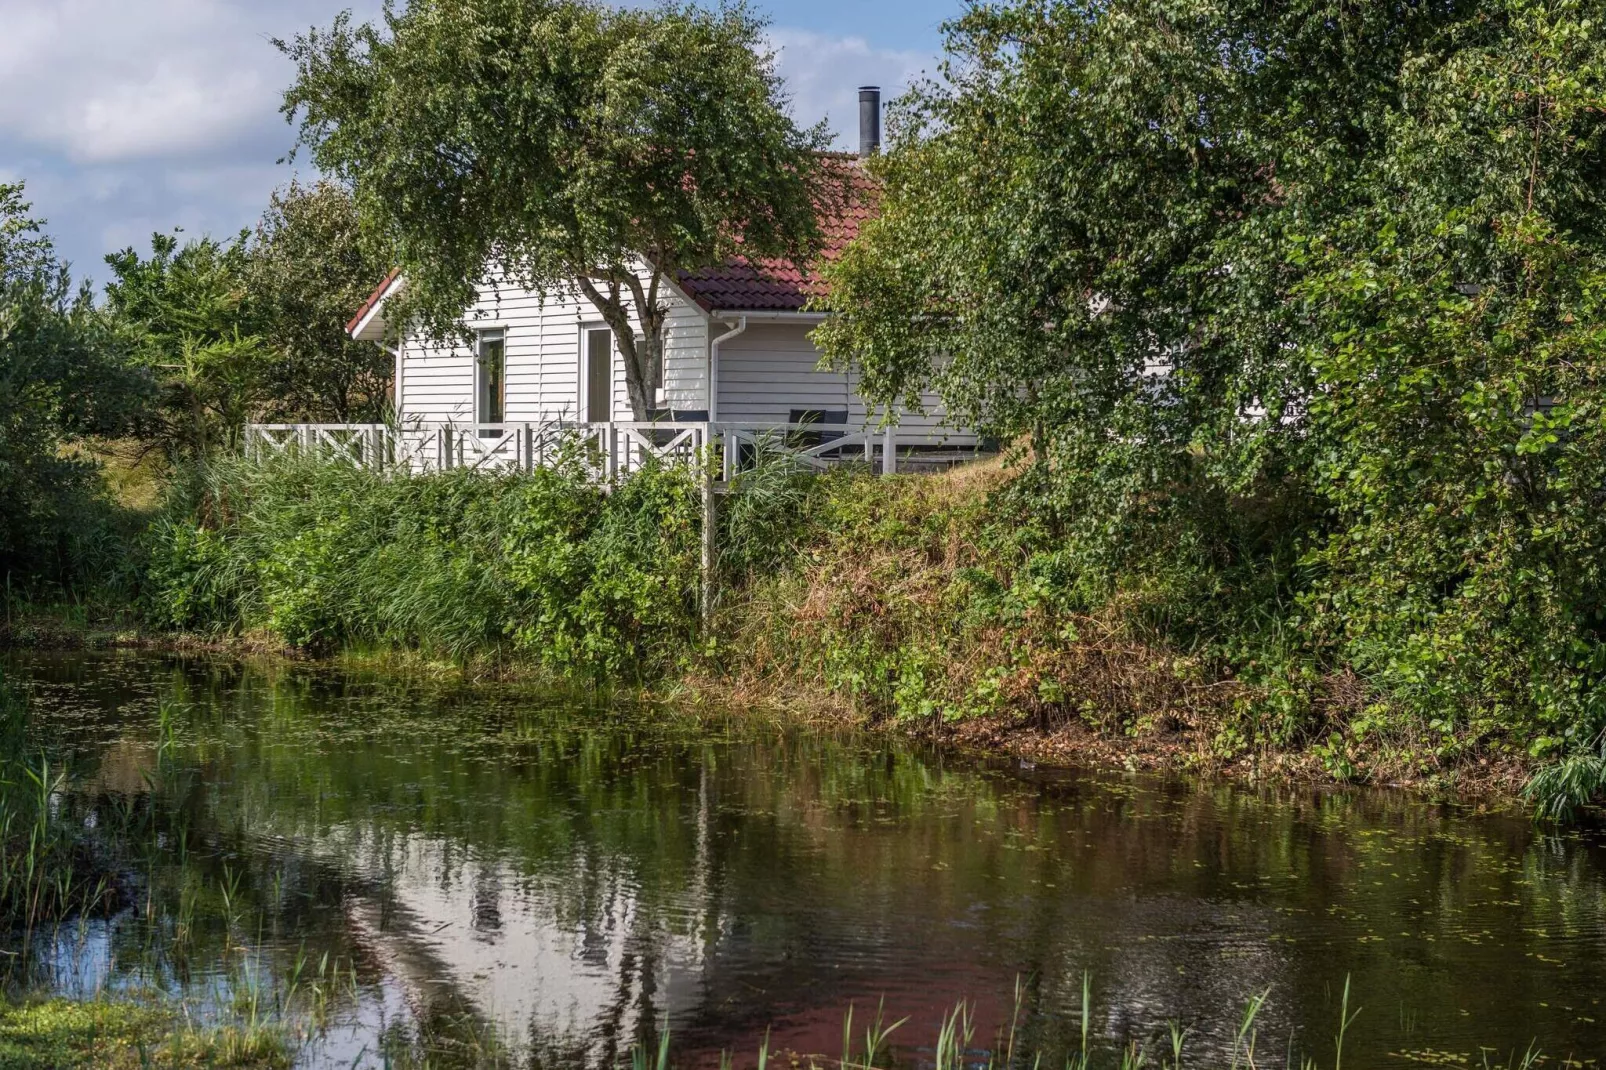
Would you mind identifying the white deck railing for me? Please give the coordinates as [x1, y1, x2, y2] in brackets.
[244, 421, 902, 481]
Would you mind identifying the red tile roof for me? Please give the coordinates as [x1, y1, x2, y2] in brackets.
[345, 268, 401, 334]
[675, 154, 876, 313]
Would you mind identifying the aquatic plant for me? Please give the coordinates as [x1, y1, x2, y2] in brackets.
[0, 996, 289, 1069]
[1524, 733, 1606, 822]
[0, 673, 117, 934]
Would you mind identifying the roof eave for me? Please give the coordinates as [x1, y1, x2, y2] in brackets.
[347, 271, 404, 342]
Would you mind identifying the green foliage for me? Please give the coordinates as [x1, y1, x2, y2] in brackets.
[104, 230, 267, 462]
[247, 180, 394, 422]
[144, 451, 702, 678]
[103, 182, 397, 461]
[279, 0, 831, 418]
[0, 182, 148, 594]
[816, 0, 1606, 809]
[715, 436, 821, 583]
[1294, 3, 1606, 759]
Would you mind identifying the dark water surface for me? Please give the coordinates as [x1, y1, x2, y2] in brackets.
[3, 651, 1605, 1067]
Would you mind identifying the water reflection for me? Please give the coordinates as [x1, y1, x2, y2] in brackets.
[4, 651, 1606, 1067]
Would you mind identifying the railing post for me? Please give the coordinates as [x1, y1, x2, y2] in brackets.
[700, 434, 717, 632]
[722, 428, 735, 482]
[882, 424, 896, 476]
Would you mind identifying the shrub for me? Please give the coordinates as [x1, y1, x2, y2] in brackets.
[143, 450, 702, 678]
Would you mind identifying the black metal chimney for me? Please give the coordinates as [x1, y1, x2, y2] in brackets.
[858, 86, 881, 158]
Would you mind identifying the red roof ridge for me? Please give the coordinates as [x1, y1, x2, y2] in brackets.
[674, 155, 878, 313]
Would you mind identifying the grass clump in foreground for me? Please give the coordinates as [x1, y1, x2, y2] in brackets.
[0, 997, 287, 1069]
[0, 671, 122, 934]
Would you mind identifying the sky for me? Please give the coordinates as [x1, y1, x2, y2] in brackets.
[0, 0, 963, 287]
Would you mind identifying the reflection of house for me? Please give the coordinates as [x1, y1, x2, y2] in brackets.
[320, 824, 713, 1064]
[248, 88, 982, 476]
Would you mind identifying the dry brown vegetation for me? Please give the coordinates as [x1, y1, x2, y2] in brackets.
[702, 459, 1530, 799]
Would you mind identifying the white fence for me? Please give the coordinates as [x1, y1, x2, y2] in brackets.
[243, 421, 903, 482]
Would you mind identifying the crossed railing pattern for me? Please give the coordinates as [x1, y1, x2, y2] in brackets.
[244, 421, 901, 481]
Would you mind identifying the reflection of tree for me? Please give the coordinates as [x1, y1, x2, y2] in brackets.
[11, 652, 1606, 1066]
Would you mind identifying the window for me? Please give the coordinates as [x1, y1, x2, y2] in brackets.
[477, 329, 505, 425]
[584, 328, 612, 422]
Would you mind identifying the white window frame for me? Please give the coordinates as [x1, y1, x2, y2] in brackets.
[475, 327, 507, 427]
[579, 324, 614, 423]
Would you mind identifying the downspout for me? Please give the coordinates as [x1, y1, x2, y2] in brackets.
[707, 315, 747, 421]
[385, 340, 404, 419]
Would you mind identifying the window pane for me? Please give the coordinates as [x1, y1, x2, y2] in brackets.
[478, 332, 505, 424]
[586, 329, 611, 422]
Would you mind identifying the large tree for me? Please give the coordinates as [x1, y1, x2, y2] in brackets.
[249, 180, 394, 422]
[104, 232, 267, 461]
[1, 183, 147, 589]
[279, 0, 830, 420]
[817, 1, 1606, 771]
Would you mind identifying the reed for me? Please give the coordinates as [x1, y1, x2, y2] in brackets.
[0, 673, 118, 935]
[647, 979, 1547, 1070]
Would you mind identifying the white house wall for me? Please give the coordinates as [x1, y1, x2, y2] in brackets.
[399, 272, 710, 424]
[396, 279, 973, 446]
[716, 323, 975, 446]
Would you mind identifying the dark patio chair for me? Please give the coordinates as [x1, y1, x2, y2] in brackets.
[788, 409, 848, 451]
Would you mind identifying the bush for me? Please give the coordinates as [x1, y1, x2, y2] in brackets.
[143, 450, 702, 679]
[1, 182, 148, 600]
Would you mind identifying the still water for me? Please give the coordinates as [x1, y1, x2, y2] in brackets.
[3, 651, 1605, 1067]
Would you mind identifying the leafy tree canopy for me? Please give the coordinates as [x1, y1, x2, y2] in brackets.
[1, 183, 148, 589]
[105, 181, 394, 458]
[817, 0, 1606, 775]
[248, 180, 393, 422]
[279, 0, 832, 419]
[105, 231, 267, 462]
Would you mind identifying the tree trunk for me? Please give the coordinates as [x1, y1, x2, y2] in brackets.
[575, 268, 667, 422]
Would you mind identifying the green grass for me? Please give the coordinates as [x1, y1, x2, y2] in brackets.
[0, 997, 289, 1069]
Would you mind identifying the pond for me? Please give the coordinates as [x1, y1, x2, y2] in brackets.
[2, 651, 1605, 1067]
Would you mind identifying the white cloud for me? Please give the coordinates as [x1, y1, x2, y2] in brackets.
[0, 0, 337, 164]
[0, 2, 936, 282]
[767, 28, 935, 150]
[0, 0, 376, 277]
[72, 61, 271, 164]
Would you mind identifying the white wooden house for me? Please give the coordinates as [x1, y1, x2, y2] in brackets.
[248, 97, 980, 477]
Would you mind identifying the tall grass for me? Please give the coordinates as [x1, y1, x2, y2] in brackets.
[599, 975, 1543, 1070]
[0, 672, 117, 934]
[143, 450, 703, 678]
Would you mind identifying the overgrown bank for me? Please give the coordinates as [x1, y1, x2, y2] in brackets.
[128, 452, 1590, 812]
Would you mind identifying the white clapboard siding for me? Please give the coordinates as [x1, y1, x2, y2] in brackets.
[662, 298, 708, 410]
[399, 268, 710, 424]
[396, 275, 972, 446]
[716, 324, 975, 446]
